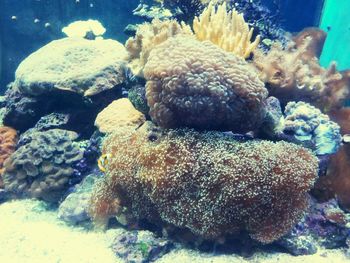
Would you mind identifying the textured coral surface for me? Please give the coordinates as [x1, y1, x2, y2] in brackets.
[254, 28, 350, 112]
[95, 98, 146, 133]
[14, 38, 128, 97]
[3, 129, 83, 202]
[144, 36, 267, 132]
[0, 127, 18, 188]
[125, 19, 193, 76]
[90, 122, 318, 244]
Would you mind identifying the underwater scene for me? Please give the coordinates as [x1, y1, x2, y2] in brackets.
[1, 0, 350, 262]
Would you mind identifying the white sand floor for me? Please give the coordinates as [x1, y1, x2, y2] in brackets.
[0, 199, 348, 263]
[0, 199, 119, 263]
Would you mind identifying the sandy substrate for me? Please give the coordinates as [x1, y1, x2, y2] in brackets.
[158, 247, 349, 263]
[0, 199, 119, 263]
[0, 199, 348, 263]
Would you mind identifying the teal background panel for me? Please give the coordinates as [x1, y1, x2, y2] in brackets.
[320, 0, 350, 70]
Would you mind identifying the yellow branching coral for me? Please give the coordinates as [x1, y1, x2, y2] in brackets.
[125, 19, 193, 76]
[193, 1, 260, 58]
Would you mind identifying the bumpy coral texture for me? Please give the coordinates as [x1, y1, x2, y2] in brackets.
[0, 127, 18, 188]
[95, 98, 146, 133]
[125, 19, 193, 76]
[3, 129, 83, 202]
[144, 36, 268, 131]
[90, 122, 318, 244]
[14, 37, 128, 97]
[193, 2, 260, 58]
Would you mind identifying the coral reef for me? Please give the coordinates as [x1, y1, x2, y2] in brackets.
[95, 98, 146, 134]
[3, 129, 85, 202]
[90, 122, 318, 244]
[193, 2, 260, 58]
[0, 127, 18, 188]
[260, 96, 284, 136]
[14, 37, 128, 97]
[2, 0, 349, 258]
[261, 100, 342, 155]
[292, 27, 327, 59]
[125, 19, 192, 76]
[3, 78, 124, 136]
[254, 28, 350, 112]
[144, 35, 267, 132]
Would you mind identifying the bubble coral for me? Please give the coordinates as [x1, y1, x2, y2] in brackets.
[3, 129, 84, 202]
[144, 35, 268, 132]
[0, 127, 18, 188]
[193, 2, 260, 58]
[90, 122, 319, 244]
[125, 19, 193, 76]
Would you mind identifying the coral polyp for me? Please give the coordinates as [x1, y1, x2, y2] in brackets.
[90, 122, 318, 243]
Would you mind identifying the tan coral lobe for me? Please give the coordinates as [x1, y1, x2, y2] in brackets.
[95, 98, 146, 134]
[144, 35, 267, 132]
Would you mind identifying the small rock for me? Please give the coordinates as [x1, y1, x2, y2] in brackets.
[58, 174, 99, 224]
[0, 189, 9, 203]
[277, 233, 317, 256]
[111, 230, 173, 263]
[34, 113, 70, 131]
